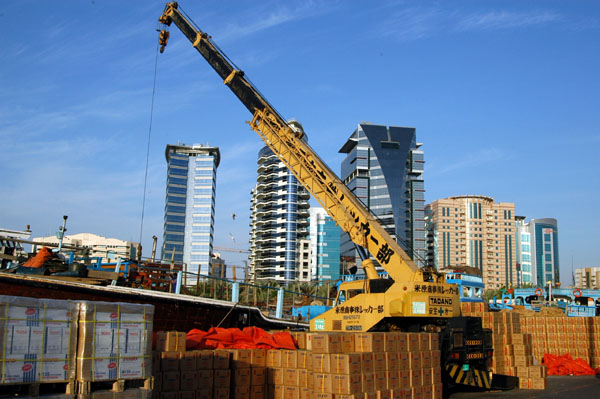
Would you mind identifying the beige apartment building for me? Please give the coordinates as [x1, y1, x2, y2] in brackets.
[426, 196, 517, 289]
[575, 267, 600, 289]
[33, 233, 138, 263]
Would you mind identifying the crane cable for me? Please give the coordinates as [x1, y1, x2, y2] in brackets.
[139, 32, 161, 248]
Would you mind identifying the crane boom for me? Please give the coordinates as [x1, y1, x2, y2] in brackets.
[158, 2, 418, 284]
[157, 5, 497, 390]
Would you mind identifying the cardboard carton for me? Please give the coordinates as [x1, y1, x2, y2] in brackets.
[297, 351, 309, 369]
[179, 351, 196, 370]
[361, 373, 374, 393]
[284, 368, 300, 386]
[213, 388, 229, 399]
[282, 350, 298, 368]
[376, 390, 391, 399]
[373, 352, 387, 372]
[360, 353, 374, 373]
[196, 387, 212, 399]
[251, 367, 266, 386]
[234, 385, 250, 399]
[331, 353, 362, 374]
[313, 373, 332, 394]
[312, 354, 332, 373]
[395, 333, 408, 352]
[180, 370, 197, 391]
[283, 386, 300, 399]
[233, 367, 252, 386]
[213, 369, 231, 387]
[226, 349, 251, 368]
[298, 368, 309, 387]
[268, 385, 284, 399]
[267, 350, 282, 368]
[355, 333, 384, 353]
[251, 385, 266, 399]
[309, 334, 341, 354]
[196, 370, 213, 387]
[432, 383, 443, 399]
[374, 371, 387, 391]
[156, 332, 186, 352]
[332, 373, 363, 395]
[195, 350, 213, 370]
[161, 352, 181, 371]
[161, 371, 179, 392]
[385, 352, 399, 371]
[77, 301, 153, 381]
[0, 295, 79, 384]
[386, 371, 399, 390]
[268, 367, 284, 386]
[382, 333, 397, 352]
[213, 350, 230, 369]
[291, 332, 306, 349]
[340, 334, 355, 353]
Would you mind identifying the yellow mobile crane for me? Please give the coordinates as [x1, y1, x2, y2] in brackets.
[158, 2, 496, 389]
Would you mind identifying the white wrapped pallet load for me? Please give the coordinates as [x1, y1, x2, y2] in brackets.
[76, 301, 154, 382]
[0, 295, 78, 384]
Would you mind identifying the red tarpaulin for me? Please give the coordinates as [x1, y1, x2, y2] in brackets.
[22, 247, 53, 268]
[186, 327, 297, 350]
[543, 353, 600, 375]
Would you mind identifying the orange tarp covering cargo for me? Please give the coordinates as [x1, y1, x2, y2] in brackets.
[543, 354, 600, 375]
[22, 246, 53, 268]
[187, 326, 297, 350]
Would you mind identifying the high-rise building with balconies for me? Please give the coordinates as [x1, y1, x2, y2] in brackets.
[249, 146, 310, 283]
[161, 143, 220, 277]
[338, 123, 426, 272]
[425, 196, 516, 289]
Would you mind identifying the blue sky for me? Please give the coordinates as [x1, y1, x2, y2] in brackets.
[1, 1, 598, 284]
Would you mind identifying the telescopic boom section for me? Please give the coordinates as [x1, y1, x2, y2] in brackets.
[159, 2, 420, 283]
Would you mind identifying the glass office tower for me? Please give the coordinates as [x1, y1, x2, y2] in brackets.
[309, 207, 341, 281]
[339, 123, 426, 271]
[162, 143, 220, 277]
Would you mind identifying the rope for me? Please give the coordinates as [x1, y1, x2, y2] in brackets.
[139, 34, 161, 246]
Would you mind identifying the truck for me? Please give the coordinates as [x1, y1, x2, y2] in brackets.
[158, 2, 495, 390]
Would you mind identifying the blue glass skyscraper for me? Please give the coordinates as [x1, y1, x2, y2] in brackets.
[339, 123, 426, 270]
[309, 207, 341, 281]
[162, 143, 220, 277]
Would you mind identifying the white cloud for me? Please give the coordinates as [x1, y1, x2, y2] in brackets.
[456, 10, 561, 31]
[377, 6, 562, 42]
[377, 7, 446, 41]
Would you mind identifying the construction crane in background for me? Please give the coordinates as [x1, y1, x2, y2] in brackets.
[213, 246, 249, 281]
[213, 246, 249, 254]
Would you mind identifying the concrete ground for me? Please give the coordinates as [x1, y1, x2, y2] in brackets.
[450, 375, 600, 398]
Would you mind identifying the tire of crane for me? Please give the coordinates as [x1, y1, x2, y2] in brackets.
[534, 288, 543, 296]
[573, 288, 583, 298]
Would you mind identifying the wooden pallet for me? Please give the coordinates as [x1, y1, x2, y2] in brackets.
[0, 380, 76, 396]
[77, 377, 153, 395]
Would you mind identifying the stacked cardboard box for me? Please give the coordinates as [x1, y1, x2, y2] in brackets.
[153, 332, 226, 399]
[521, 315, 600, 369]
[267, 331, 443, 399]
[0, 295, 79, 386]
[76, 301, 154, 383]
[461, 305, 547, 390]
[78, 388, 152, 399]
